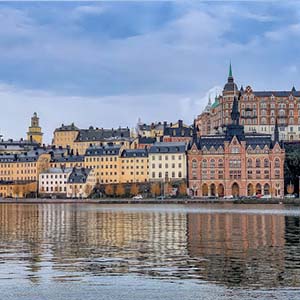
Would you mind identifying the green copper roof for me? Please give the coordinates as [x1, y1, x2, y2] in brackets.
[211, 96, 220, 109]
[229, 62, 233, 77]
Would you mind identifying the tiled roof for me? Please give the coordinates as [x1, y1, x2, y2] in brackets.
[50, 155, 84, 163]
[85, 145, 121, 156]
[121, 149, 148, 158]
[75, 127, 130, 142]
[149, 142, 187, 154]
[55, 123, 79, 131]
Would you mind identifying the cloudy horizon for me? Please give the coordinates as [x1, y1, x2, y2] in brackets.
[0, 1, 299, 143]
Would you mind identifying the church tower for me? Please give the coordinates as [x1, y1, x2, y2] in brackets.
[27, 112, 43, 144]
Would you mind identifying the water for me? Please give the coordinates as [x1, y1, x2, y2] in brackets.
[0, 203, 300, 299]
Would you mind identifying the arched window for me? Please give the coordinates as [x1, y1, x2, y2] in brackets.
[256, 159, 261, 168]
[247, 158, 253, 168]
[210, 159, 215, 168]
[264, 158, 269, 168]
[202, 160, 207, 168]
[275, 158, 280, 168]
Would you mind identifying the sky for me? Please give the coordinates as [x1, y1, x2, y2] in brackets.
[0, 1, 300, 143]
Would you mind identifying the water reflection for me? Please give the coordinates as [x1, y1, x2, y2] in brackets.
[0, 203, 299, 289]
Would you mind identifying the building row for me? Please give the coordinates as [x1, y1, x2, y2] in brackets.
[0, 94, 285, 199]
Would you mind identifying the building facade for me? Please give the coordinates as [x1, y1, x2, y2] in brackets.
[196, 64, 300, 141]
[66, 167, 96, 198]
[39, 168, 73, 197]
[189, 96, 285, 198]
[149, 142, 187, 182]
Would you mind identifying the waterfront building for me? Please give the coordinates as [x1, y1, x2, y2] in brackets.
[188, 95, 285, 198]
[84, 145, 122, 184]
[39, 167, 73, 197]
[27, 112, 43, 144]
[66, 167, 96, 198]
[196, 64, 300, 141]
[0, 180, 37, 198]
[120, 149, 149, 183]
[149, 142, 187, 182]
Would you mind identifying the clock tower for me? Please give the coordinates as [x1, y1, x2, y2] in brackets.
[27, 112, 43, 144]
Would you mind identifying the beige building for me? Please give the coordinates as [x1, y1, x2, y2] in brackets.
[66, 167, 96, 198]
[148, 142, 187, 182]
[27, 112, 43, 145]
[120, 149, 149, 183]
[0, 181, 37, 198]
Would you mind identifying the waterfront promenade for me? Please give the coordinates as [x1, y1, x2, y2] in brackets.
[1, 197, 300, 205]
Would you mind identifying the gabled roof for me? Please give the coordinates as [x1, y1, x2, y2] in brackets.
[67, 168, 92, 184]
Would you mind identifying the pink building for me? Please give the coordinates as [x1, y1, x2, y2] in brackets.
[188, 95, 285, 198]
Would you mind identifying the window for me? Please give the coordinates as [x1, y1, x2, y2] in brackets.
[192, 159, 197, 169]
[256, 159, 261, 168]
[210, 159, 215, 168]
[247, 159, 253, 168]
[264, 159, 269, 168]
[275, 158, 280, 168]
[202, 160, 207, 168]
[218, 159, 224, 168]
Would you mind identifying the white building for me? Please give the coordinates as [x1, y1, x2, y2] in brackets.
[39, 167, 73, 197]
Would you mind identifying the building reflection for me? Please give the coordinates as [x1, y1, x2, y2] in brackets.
[0, 204, 300, 288]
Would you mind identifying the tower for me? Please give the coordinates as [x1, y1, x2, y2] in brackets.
[223, 62, 238, 97]
[27, 112, 43, 144]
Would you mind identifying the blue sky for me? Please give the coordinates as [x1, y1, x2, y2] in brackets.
[0, 1, 300, 143]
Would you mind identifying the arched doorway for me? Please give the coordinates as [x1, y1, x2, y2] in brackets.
[264, 183, 270, 195]
[256, 183, 262, 195]
[247, 183, 254, 196]
[202, 184, 208, 197]
[218, 184, 225, 197]
[210, 183, 216, 197]
[232, 182, 239, 197]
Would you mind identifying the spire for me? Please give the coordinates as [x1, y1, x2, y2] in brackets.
[231, 95, 240, 125]
[208, 95, 212, 106]
[274, 118, 279, 143]
[229, 62, 233, 78]
[192, 119, 198, 143]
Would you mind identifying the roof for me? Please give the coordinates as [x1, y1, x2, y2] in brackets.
[55, 123, 79, 132]
[50, 155, 84, 163]
[40, 167, 73, 174]
[138, 137, 157, 144]
[241, 90, 300, 97]
[149, 142, 187, 154]
[163, 120, 193, 137]
[75, 127, 130, 142]
[67, 168, 92, 184]
[121, 149, 148, 158]
[85, 145, 121, 156]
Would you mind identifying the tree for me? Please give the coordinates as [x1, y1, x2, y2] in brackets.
[105, 185, 114, 197]
[12, 184, 20, 199]
[84, 184, 93, 198]
[115, 184, 125, 197]
[178, 182, 187, 197]
[130, 184, 139, 196]
[150, 182, 161, 197]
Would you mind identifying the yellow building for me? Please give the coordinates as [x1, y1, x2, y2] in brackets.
[52, 123, 79, 149]
[27, 112, 43, 144]
[0, 181, 37, 198]
[0, 151, 51, 182]
[84, 145, 121, 184]
[120, 149, 149, 183]
[50, 154, 84, 169]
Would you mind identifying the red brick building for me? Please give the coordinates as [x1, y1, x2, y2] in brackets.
[188, 95, 285, 198]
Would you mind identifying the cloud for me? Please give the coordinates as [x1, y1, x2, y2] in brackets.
[72, 5, 105, 19]
[0, 82, 214, 144]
